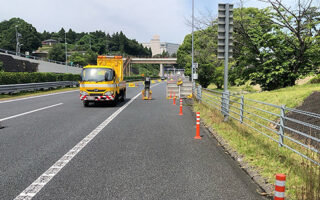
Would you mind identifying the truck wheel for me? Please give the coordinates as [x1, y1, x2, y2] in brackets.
[120, 90, 126, 102]
[110, 95, 118, 107]
[83, 100, 89, 107]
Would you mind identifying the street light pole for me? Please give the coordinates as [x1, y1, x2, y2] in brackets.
[65, 32, 67, 68]
[15, 25, 20, 55]
[191, 0, 194, 83]
[89, 34, 92, 50]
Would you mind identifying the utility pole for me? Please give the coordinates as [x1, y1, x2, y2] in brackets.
[89, 34, 92, 50]
[191, 0, 194, 83]
[65, 32, 68, 70]
[106, 40, 109, 55]
[15, 25, 21, 55]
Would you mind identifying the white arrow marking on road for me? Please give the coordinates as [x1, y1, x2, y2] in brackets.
[14, 83, 161, 200]
[0, 103, 63, 122]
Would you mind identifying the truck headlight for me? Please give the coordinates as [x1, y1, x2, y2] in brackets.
[104, 91, 113, 96]
[80, 91, 88, 95]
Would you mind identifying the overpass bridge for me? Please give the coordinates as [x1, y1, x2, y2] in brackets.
[123, 57, 177, 77]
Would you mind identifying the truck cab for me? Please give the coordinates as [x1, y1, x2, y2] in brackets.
[79, 56, 126, 107]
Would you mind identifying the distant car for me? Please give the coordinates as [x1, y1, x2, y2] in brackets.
[161, 77, 166, 80]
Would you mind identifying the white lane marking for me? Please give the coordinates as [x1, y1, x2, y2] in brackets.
[0, 90, 78, 104]
[0, 103, 63, 122]
[14, 83, 161, 200]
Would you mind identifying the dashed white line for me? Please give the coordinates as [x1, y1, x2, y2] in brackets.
[0, 90, 78, 104]
[14, 83, 160, 200]
[0, 103, 63, 122]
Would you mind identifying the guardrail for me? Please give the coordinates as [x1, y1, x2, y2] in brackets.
[0, 81, 79, 94]
[0, 48, 82, 68]
[193, 85, 320, 166]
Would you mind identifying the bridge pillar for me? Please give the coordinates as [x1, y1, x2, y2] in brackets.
[159, 63, 164, 77]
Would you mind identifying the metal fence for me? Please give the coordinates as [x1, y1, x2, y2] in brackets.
[193, 85, 320, 166]
[0, 48, 82, 68]
[0, 81, 79, 94]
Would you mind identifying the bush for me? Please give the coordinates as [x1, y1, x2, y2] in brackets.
[243, 81, 255, 92]
[309, 75, 320, 84]
[0, 72, 80, 85]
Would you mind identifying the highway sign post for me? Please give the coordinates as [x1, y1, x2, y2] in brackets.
[218, 3, 233, 121]
[193, 63, 198, 80]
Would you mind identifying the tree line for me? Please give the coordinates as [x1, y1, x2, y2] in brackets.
[177, 0, 320, 91]
[0, 18, 152, 65]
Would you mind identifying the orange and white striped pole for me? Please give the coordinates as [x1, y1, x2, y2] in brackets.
[194, 112, 201, 139]
[274, 174, 286, 200]
[169, 91, 172, 99]
[179, 98, 183, 115]
[173, 96, 176, 105]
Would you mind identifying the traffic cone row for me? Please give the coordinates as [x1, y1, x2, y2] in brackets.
[169, 93, 201, 140]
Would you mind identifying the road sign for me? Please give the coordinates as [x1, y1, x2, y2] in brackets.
[193, 73, 198, 80]
[193, 63, 198, 69]
[218, 3, 233, 59]
[218, 3, 233, 120]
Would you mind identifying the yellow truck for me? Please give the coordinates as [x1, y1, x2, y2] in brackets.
[79, 56, 126, 107]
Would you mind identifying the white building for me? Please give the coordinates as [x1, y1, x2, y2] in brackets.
[142, 35, 180, 56]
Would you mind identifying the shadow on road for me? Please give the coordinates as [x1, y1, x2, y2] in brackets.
[84, 98, 132, 108]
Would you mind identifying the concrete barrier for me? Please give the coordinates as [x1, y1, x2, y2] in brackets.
[166, 78, 192, 98]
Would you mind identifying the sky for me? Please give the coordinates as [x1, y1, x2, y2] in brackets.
[0, 0, 308, 44]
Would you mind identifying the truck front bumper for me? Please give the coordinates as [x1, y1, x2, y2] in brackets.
[80, 94, 115, 101]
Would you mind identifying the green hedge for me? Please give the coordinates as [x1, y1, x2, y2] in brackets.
[309, 74, 320, 84]
[0, 72, 80, 85]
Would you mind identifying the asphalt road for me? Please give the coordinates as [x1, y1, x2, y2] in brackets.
[0, 82, 264, 200]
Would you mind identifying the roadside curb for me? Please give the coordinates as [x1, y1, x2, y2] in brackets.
[185, 98, 273, 199]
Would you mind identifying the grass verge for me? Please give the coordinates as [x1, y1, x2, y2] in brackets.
[194, 83, 320, 199]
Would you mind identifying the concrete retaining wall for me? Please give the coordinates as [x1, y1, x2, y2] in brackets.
[0, 52, 82, 74]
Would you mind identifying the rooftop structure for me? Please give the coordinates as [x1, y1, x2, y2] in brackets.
[142, 35, 180, 56]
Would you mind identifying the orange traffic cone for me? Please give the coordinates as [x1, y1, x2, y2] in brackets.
[194, 112, 201, 139]
[179, 99, 183, 115]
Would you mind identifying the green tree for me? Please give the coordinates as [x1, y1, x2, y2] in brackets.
[40, 30, 52, 41]
[48, 44, 65, 62]
[0, 18, 41, 52]
[177, 25, 224, 88]
[231, 7, 277, 89]
[85, 50, 98, 65]
[66, 29, 77, 44]
[232, 2, 320, 90]
[69, 52, 86, 66]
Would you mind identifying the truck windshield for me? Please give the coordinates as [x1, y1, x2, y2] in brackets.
[81, 68, 114, 82]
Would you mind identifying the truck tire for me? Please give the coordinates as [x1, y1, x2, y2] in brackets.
[110, 95, 118, 107]
[119, 90, 126, 102]
[83, 100, 89, 107]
